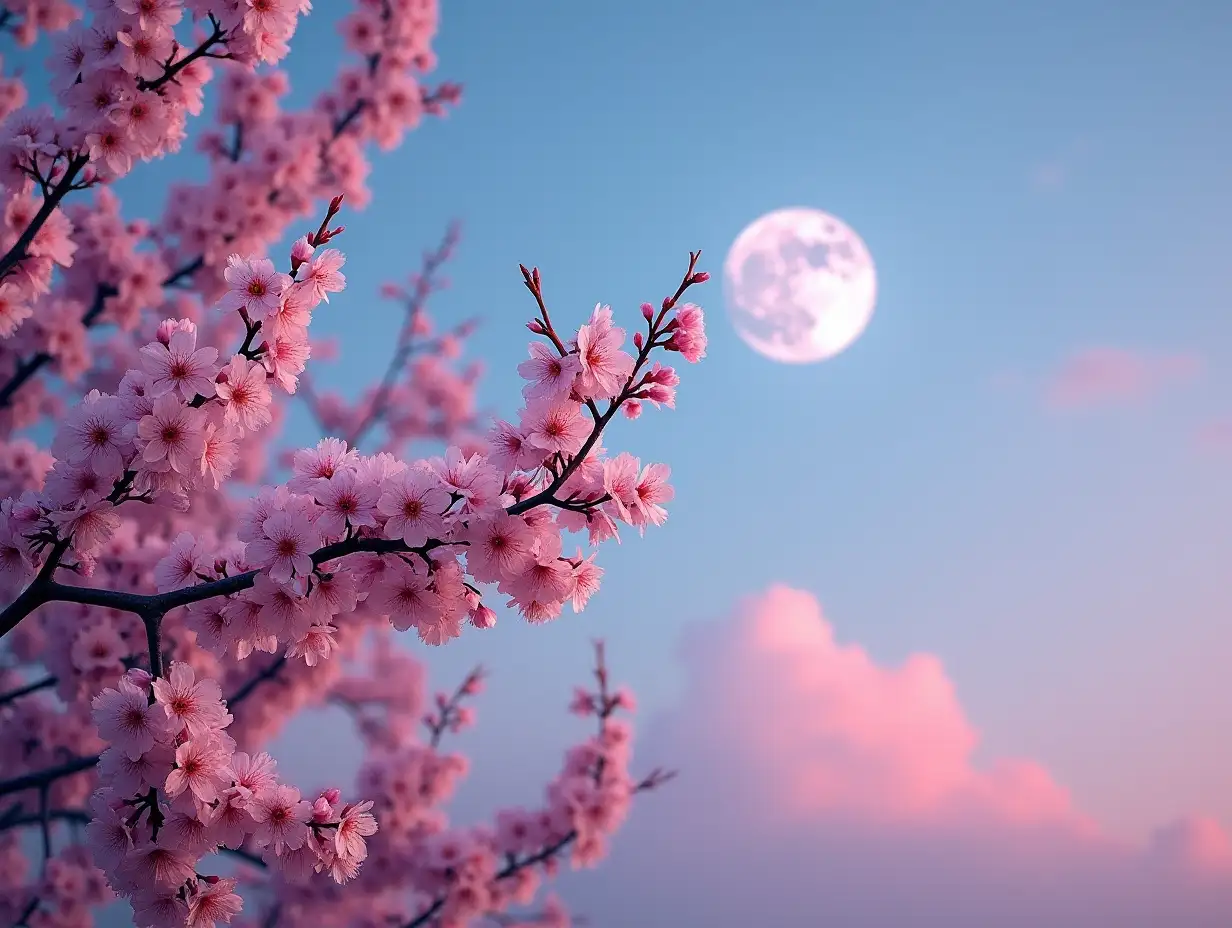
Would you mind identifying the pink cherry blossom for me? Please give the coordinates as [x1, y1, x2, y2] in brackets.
[139, 327, 220, 400]
[151, 662, 231, 739]
[92, 678, 172, 761]
[377, 464, 449, 546]
[215, 356, 273, 431]
[218, 255, 292, 321]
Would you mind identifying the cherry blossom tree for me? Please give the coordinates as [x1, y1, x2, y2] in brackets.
[0, 2, 709, 927]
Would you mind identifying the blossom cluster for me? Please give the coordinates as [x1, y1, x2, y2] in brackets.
[0, 210, 706, 924]
[0, 0, 315, 342]
[0, 3, 707, 925]
[89, 660, 378, 925]
[0, 0, 458, 417]
[0, 0, 80, 49]
[0, 208, 347, 599]
[256, 639, 663, 928]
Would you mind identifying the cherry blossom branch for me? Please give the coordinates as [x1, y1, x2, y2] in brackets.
[0, 755, 99, 799]
[425, 665, 483, 748]
[0, 805, 267, 870]
[0, 654, 323, 802]
[0, 19, 244, 285]
[0, 256, 204, 410]
[0, 807, 87, 830]
[331, 222, 464, 449]
[0, 673, 54, 706]
[225, 654, 288, 709]
[0, 535, 451, 637]
[136, 15, 231, 94]
[508, 252, 707, 516]
[0, 154, 89, 281]
[400, 762, 671, 928]
[1, 251, 704, 638]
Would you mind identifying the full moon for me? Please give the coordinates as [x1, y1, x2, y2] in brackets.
[723, 208, 877, 364]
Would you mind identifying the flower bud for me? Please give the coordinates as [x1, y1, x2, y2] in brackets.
[471, 604, 497, 629]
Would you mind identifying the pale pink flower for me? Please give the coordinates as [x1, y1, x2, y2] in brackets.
[136, 394, 206, 475]
[164, 738, 232, 803]
[186, 876, 243, 928]
[250, 784, 311, 853]
[154, 531, 206, 592]
[84, 800, 136, 870]
[164, 809, 215, 858]
[52, 390, 129, 479]
[47, 499, 121, 558]
[373, 560, 443, 633]
[91, 678, 171, 760]
[433, 447, 503, 516]
[85, 125, 136, 176]
[150, 662, 231, 739]
[602, 451, 641, 523]
[215, 356, 272, 432]
[286, 624, 337, 666]
[487, 419, 542, 472]
[247, 510, 321, 583]
[230, 751, 278, 797]
[264, 331, 311, 392]
[71, 622, 127, 673]
[335, 800, 378, 862]
[307, 570, 359, 623]
[521, 397, 590, 456]
[570, 553, 604, 612]
[376, 465, 448, 546]
[299, 247, 346, 304]
[140, 328, 220, 399]
[120, 839, 196, 890]
[289, 437, 356, 492]
[98, 742, 176, 797]
[630, 462, 673, 532]
[116, 0, 183, 30]
[248, 573, 312, 640]
[667, 302, 707, 362]
[200, 423, 239, 489]
[0, 282, 32, 337]
[465, 513, 534, 583]
[574, 304, 634, 399]
[205, 788, 253, 851]
[313, 470, 379, 538]
[518, 341, 581, 399]
[509, 533, 574, 608]
[218, 255, 291, 321]
[131, 891, 189, 928]
[0, 518, 32, 592]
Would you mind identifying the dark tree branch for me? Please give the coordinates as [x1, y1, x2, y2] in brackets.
[0, 675, 55, 707]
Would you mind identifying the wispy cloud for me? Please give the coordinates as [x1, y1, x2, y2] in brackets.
[1195, 417, 1232, 452]
[1029, 137, 1093, 193]
[1044, 347, 1202, 410]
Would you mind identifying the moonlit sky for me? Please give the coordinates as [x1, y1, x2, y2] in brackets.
[12, 1, 1232, 923]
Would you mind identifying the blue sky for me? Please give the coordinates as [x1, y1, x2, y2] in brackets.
[15, 0, 1232, 850]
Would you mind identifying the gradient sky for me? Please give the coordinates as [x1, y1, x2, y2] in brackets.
[15, 1, 1232, 923]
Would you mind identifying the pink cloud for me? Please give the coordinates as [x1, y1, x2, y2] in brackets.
[1045, 347, 1202, 410]
[1150, 817, 1232, 875]
[561, 587, 1232, 926]
[676, 586, 1086, 830]
[1196, 417, 1232, 451]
